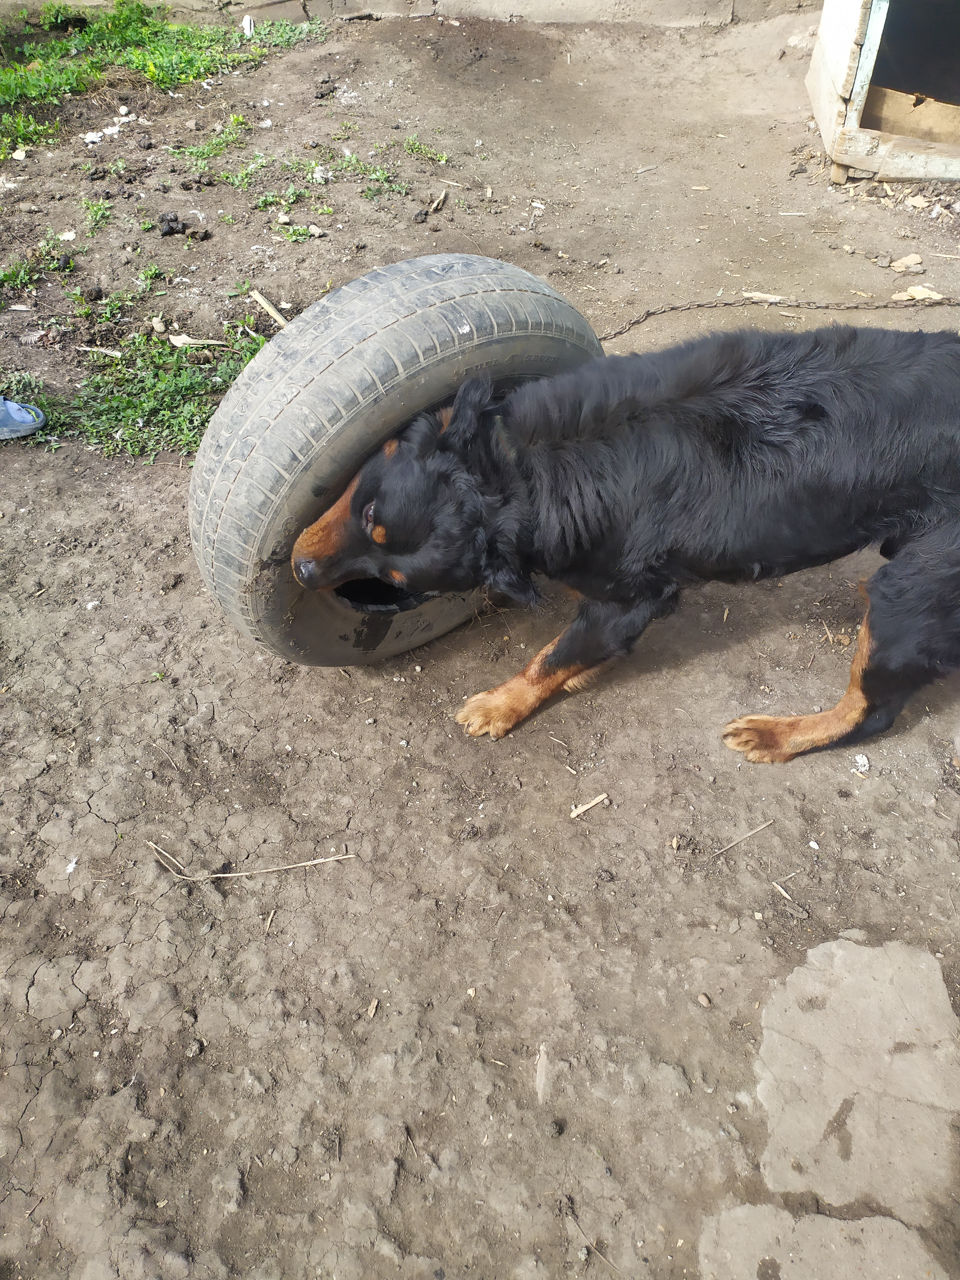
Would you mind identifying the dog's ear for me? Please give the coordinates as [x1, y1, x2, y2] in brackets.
[441, 376, 495, 453]
[400, 411, 444, 459]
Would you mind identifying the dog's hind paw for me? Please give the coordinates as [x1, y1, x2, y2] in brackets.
[455, 687, 530, 739]
[722, 714, 799, 764]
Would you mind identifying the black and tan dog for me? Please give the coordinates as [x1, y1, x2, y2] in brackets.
[292, 325, 960, 762]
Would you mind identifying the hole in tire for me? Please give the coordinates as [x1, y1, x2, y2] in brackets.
[335, 579, 438, 614]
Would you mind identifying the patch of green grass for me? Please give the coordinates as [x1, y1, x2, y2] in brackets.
[403, 133, 448, 165]
[65, 261, 162, 323]
[362, 178, 408, 200]
[171, 112, 250, 169]
[276, 222, 312, 243]
[0, 229, 67, 296]
[0, 367, 48, 411]
[313, 152, 408, 199]
[256, 183, 308, 211]
[0, 257, 37, 289]
[331, 120, 358, 142]
[0, 109, 60, 159]
[51, 321, 266, 458]
[219, 153, 271, 189]
[0, 1, 327, 110]
[81, 195, 112, 233]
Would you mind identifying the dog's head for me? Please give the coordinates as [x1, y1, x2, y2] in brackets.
[292, 377, 534, 603]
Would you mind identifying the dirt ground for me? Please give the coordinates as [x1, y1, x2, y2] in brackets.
[3, 8, 960, 1279]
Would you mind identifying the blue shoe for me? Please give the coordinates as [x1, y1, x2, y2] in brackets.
[0, 397, 46, 440]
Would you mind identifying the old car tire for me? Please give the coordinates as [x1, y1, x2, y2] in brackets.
[188, 253, 602, 665]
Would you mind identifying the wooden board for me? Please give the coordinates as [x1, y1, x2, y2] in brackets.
[861, 84, 960, 146]
[814, 0, 873, 100]
[832, 124, 960, 180]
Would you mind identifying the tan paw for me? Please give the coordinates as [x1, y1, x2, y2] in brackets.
[455, 687, 528, 739]
[722, 714, 798, 764]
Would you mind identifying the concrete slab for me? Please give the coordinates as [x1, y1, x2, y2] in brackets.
[756, 941, 960, 1227]
[699, 1205, 949, 1280]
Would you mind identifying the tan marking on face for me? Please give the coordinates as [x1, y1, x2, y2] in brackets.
[291, 474, 359, 566]
[389, 569, 406, 585]
[437, 404, 454, 433]
[383, 438, 399, 458]
[722, 615, 873, 763]
[371, 524, 387, 545]
[454, 635, 601, 739]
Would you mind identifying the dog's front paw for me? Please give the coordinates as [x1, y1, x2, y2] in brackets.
[722, 714, 799, 764]
[455, 687, 528, 739]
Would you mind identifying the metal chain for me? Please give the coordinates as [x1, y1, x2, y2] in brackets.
[599, 295, 960, 343]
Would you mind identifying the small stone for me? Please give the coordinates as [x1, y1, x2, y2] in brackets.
[698, 992, 713, 1008]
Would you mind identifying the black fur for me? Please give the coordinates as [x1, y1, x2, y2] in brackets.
[293, 325, 960, 753]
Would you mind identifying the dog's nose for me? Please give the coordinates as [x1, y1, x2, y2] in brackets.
[293, 557, 322, 589]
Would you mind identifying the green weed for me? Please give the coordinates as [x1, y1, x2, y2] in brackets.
[81, 195, 112, 233]
[0, 368, 51, 432]
[403, 133, 448, 164]
[219, 153, 271, 189]
[256, 183, 308, 211]
[0, 109, 59, 159]
[171, 112, 250, 169]
[311, 152, 408, 199]
[276, 222, 311, 243]
[0, 229, 68, 295]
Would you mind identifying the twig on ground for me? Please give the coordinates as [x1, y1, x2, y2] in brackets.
[155, 743, 181, 772]
[148, 840, 354, 881]
[715, 819, 774, 857]
[570, 793, 608, 819]
[249, 289, 288, 328]
[566, 1211, 623, 1275]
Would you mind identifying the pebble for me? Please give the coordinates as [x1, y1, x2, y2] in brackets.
[697, 992, 712, 1008]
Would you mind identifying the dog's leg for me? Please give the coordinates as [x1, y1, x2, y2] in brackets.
[724, 525, 960, 762]
[456, 589, 677, 739]
[723, 616, 877, 763]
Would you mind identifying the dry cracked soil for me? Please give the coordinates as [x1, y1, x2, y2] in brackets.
[3, 5, 960, 1278]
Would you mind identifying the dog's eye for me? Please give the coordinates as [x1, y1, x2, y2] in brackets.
[362, 501, 375, 534]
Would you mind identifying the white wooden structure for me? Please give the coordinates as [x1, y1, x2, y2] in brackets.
[806, 0, 960, 182]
